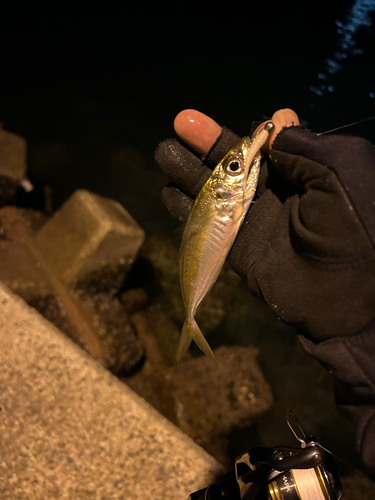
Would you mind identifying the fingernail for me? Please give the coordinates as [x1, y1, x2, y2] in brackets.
[174, 110, 222, 154]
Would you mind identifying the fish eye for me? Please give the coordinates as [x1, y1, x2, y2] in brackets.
[224, 156, 243, 176]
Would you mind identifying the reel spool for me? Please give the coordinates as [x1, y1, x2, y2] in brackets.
[265, 412, 342, 500]
[189, 412, 343, 500]
[267, 466, 336, 500]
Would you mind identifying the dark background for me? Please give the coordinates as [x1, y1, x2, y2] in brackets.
[1, 2, 374, 233]
[1, 0, 375, 477]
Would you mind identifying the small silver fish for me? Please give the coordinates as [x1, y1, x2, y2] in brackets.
[177, 122, 274, 361]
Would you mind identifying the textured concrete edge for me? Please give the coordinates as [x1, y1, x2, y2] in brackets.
[0, 281, 225, 500]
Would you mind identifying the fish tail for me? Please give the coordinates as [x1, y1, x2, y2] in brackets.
[176, 318, 215, 362]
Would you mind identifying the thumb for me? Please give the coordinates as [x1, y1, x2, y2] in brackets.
[253, 108, 300, 154]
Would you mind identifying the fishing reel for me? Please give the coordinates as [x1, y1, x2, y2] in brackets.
[188, 412, 342, 500]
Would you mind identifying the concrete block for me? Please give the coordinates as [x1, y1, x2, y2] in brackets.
[0, 240, 53, 303]
[35, 189, 145, 293]
[126, 312, 273, 447]
[84, 293, 144, 375]
[0, 205, 48, 241]
[0, 282, 224, 499]
[0, 126, 29, 203]
[169, 346, 273, 445]
[0, 205, 144, 375]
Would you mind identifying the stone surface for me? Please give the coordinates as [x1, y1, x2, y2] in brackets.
[0, 205, 144, 375]
[85, 293, 145, 375]
[0, 239, 53, 304]
[0, 282, 225, 499]
[35, 189, 145, 293]
[0, 126, 29, 204]
[125, 314, 273, 448]
[0, 205, 49, 239]
[168, 346, 273, 445]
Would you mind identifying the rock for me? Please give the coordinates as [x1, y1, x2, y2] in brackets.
[0, 205, 144, 375]
[87, 293, 144, 375]
[34, 189, 145, 294]
[167, 346, 273, 444]
[0, 207, 61, 327]
[0, 126, 29, 204]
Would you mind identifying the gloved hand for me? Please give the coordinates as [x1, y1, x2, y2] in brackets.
[155, 109, 375, 341]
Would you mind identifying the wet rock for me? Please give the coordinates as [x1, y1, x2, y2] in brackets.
[34, 189, 145, 294]
[167, 346, 273, 445]
[0, 126, 29, 204]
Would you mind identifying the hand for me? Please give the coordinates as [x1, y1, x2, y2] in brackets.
[155, 109, 375, 340]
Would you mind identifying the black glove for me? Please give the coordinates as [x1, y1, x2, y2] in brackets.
[155, 124, 375, 341]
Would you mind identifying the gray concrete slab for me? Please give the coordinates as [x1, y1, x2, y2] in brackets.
[0, 282, 225, 499]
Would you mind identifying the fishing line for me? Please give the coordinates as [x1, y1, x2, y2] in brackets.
[317, 115, 375, 135]
[287, 410, 360, 474]
[314, 442, 362, 474]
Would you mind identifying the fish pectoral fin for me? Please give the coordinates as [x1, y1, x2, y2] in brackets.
[176, 319, 215, 362]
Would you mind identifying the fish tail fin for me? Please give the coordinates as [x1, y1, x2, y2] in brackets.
[176, 318, 215, 362]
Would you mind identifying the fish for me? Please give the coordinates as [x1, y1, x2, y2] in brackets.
[177, 122, 275, 361]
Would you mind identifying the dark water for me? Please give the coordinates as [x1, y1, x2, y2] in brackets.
[1, 1, 374, 231]
[1, 1, 374, 484]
